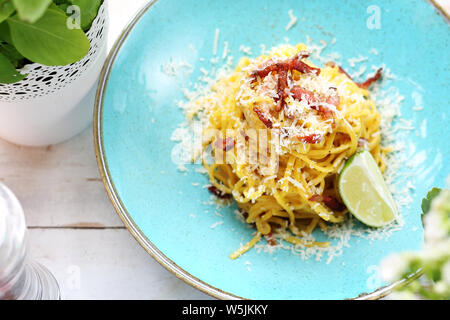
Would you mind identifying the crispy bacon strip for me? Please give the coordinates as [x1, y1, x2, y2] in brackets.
[250, 60, 285, 80]
[251, 52, 321, 118]
[291, 86, 335, 119]
[297, 133, 323, 144]
[253, 106, 273, 128]
[251, 51, 315, 80]
[291, 86, 321, 105]
[289, 57, 320, 76]
[309, 194, 323, 202]
[323, 196, 344, 211]
[291, 86, 316, 103]
[327, 62, 383, 90]
[316, 105, 334, 120]
[309, 194, 344, 211]
[215, 137, 235, 151]
[208, 185, 231, 199]
[291, 51, 311, 61]
[326, 87, 340, 107]
[357, 68, 383, 89]
[326, 61, 353, 80]
[264, 232, 277, 246]
[275, 66, 289, 111]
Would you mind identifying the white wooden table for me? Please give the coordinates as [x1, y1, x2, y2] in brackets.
[1, 0, 447, 300]
[0, 0, 211, 300]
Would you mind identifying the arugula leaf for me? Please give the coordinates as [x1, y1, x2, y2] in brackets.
[7, 5, 90, 66]
[421, 187, 442, 215]
[11, 0, 52, 24]
[0, 51, 26, 83]
[0, 0, 15, 24]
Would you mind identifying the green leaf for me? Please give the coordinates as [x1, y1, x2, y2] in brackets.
[421, 187, 442, 215]
[0, 0, 15, 24]
[52, 0, 72, 12]
[56, 3, 69, 14]
[0, 51, 26, 83]
[69, 0, 102, 31]
[0, 21, 12, 43]
[53, 0, 72, 5]
[0, 41, 24, 67]
[12, 0, 52, 23]
[7, 6, 90, 66]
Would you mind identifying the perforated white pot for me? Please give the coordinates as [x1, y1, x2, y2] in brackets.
[0, 2, 108, 146]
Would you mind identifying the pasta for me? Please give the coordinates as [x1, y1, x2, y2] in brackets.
[185, 43, 387, 259]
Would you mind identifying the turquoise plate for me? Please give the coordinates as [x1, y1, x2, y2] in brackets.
[94, 0, 449, 299]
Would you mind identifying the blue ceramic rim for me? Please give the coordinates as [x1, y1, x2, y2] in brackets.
[93, 0, 430, 300]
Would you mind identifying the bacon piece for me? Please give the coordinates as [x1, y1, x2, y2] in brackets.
[264, 232, 277, 246]
[322, 196, 344, 211]
[250, 52, 321, 115]
[327, 62, 382, 89]
[309, 194, 323, 202]
[253, 106, 273, 128]
[208, 185, 231, 199]
[291, 86, 315, 103]
[215, 137, 235, 151]
[357, 68, 383, 89]
[315, 105, 334, 120]
[291, 86, 321, 105]
[250, 59, 285, 80]
[291, 51, 311, 60]
[321, 88, 340, 120]
[289, 57, 320, 76]
[326, 87, 340, 107]
[326, 61, 353, 80]
[297, 133, 323, 144]
[291, 86, 334, 119]
[289, 51, 320, 76]
[275, 66, 289, 111]
[309, 194, 345, 211]
[251, 52, 317, 80]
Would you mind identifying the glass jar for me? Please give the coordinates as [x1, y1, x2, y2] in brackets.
[0, 182, 60, 300]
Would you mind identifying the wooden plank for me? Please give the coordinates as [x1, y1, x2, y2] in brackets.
[0, 127, 124, 228]
[28, 228, 212, 300]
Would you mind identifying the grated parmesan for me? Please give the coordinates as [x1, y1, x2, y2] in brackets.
[213, 29, 220, 55]
[285, 10, 298, 31]
[166, 34, 417, 263]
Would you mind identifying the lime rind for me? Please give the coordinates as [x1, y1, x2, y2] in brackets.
[338, 150, 399, 227]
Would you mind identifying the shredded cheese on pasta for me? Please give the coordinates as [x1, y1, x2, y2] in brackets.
[185, 44, 387, 259]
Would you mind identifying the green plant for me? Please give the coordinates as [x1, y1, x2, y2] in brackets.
[380, 187, 450, 300]
[0, 0, 103, 84]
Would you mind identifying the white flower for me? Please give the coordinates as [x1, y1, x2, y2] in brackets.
[424, 211, 446, 243]
[387, 291, 418, 300]
[434, 281, 448, 295]
[442, 261, 450, 285]
[379, 253, 409, 282]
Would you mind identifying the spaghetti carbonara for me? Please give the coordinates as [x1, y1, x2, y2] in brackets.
[184, 43, 386, 259]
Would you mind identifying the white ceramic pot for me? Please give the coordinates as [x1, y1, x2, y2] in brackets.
[0, 2, 109, 147]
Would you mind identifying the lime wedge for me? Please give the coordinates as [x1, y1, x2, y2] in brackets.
[338, 150, 398, 227]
